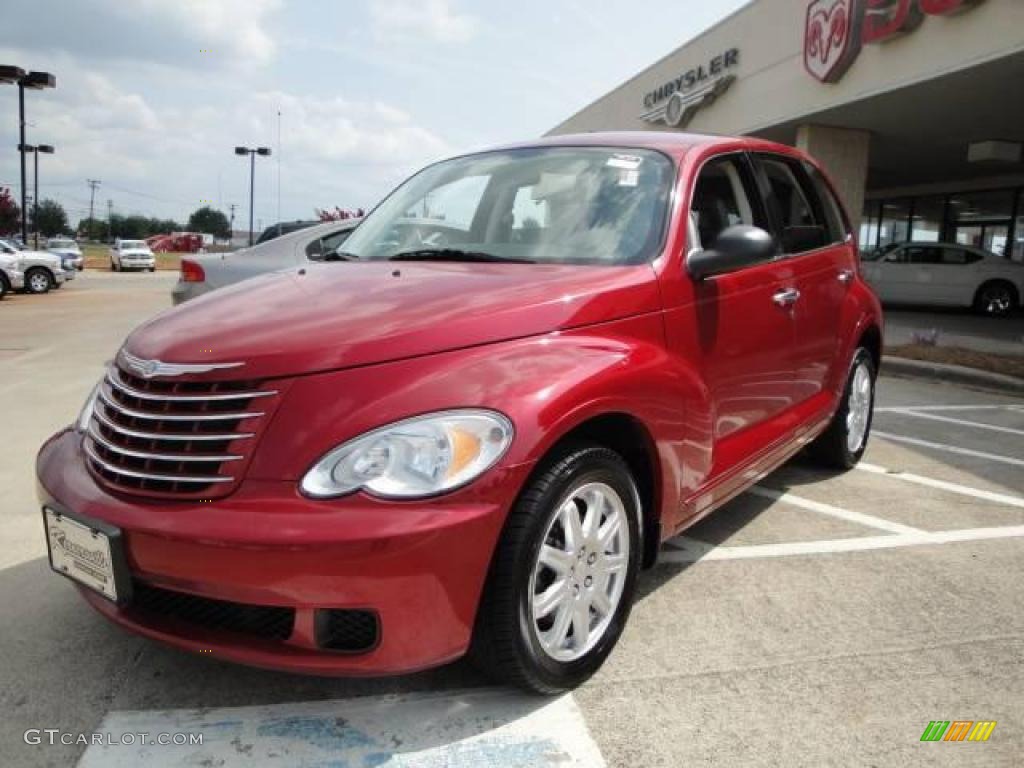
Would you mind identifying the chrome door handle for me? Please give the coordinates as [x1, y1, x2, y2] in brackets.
[772, 287, 801, 307]
[838, 269, 855, 284]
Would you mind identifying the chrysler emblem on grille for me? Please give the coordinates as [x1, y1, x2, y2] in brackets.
[120, 350, 245, 378]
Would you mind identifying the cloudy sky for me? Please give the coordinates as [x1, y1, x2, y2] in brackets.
[0, 0, 746, 229]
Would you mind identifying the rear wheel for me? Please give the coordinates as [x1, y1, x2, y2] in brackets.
[974, 280, 1018, 317]
[0, 275, 8, 300]
[471, 443, 641, 693]
[808, 348, 876, 470]
[25, 268, 52, 294]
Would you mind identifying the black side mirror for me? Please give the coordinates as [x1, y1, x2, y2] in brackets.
[687, 225, 776, 280]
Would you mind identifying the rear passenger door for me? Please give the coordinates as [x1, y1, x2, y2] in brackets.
[751, 154, 856, 403]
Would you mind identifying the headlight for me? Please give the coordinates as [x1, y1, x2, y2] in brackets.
[300, 409, 514, 499]
[76, 381, 101, 433]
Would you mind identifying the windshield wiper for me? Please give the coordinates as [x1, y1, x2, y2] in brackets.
[388, 248, 534, 264]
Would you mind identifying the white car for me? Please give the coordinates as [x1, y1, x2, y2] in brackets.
[110, 239, 156, 272]
[0, 252, 25, 299]
[861, 242, 1024, 317]
[0, 238, 67, 294]
[47, 237, 84, 271]
[172, 218, 360, 304]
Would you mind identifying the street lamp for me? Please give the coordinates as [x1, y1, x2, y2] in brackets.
[19, 143, 55, 249]
[235, 146, 271, 246]
[1, 66, 56, 243]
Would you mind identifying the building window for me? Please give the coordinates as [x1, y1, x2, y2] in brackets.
[946, 188, 1015, 257]
[859, 200, 880, 250]
[910, 195, 944, 242]
[1011, 189, 1023, 263]
[878, 199, 912, 249]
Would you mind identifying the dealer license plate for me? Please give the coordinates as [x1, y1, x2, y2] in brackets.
[44, 507, 126, 602]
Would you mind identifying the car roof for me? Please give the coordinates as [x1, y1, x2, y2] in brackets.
[486, 131, 793, 160]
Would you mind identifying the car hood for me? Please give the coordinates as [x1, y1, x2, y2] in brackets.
[120, 249, 153, 256]
[126, 261, 662, 379]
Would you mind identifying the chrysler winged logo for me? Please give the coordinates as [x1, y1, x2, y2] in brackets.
[120, 349, 244, 378]
[804, 0, 865, 83]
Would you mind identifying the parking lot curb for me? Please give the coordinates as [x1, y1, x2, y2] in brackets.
[882, 355, 1024, 396]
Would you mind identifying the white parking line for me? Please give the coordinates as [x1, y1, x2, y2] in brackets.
[883, 408, 1024, 437]
[661, 525, 1024, 562]
[856, 462, 1024, 509]
[78, 689, 605, 768]
[875, 405, 1016, 412]
[747, 486, 925, 535]
[872, 430, 1024, 467]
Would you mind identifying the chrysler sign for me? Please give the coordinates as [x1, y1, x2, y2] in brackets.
[804, 0, 987, 83]
[640, 48, 739, 128]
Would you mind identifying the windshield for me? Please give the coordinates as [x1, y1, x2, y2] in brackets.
[121, 240, 148, 248]
[50, 239, 75, 248]
[0, 239, 18, 253]
[340, 147, 675, 265]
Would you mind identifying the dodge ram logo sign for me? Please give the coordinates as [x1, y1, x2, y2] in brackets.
[804, 0, 985, 83]
[804, 0, 865, 83]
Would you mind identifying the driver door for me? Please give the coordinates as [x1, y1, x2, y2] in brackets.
[662, 153, 800, 498]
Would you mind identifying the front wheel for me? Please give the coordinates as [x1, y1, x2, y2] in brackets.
[808, 348, 876, 469]
[471, 443, 641, 693]
[25, 268, 52, 294]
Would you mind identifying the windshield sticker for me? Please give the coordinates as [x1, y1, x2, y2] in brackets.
[618, 169, 639, 187]
[606, 154, 642, 170]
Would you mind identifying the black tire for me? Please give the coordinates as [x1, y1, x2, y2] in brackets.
[470, 443, 642, 693]
[973, 280, 1018, 317]
[0, 275, 8, 300]
[110, 260, 117, 272]
[149, 267, 156, 273]
[25, 267, 53, 294]
[808, 348, 876, 470]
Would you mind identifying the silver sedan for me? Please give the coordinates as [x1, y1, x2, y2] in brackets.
[172, 219, 360, 304]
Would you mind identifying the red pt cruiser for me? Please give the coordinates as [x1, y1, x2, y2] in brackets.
[38, 132, 882, 693]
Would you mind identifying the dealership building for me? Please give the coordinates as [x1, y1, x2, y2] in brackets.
[550, 0, 1024, 261]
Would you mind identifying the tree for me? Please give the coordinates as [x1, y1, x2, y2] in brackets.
[77, 216, 107, 241]
[187, 206, 230, 238]
[31, 199, 69, 237]
[0, 187, 20, 236]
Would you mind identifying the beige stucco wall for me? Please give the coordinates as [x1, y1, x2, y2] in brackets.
[548, 0, 1024, 137]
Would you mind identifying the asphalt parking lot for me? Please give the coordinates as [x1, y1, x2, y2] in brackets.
[2, 272, 1022, 767]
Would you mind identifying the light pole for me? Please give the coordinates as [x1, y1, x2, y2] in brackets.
[235, 146, 271, 246]
[0, 66, 56, 243]
[19, 143, 54, 249]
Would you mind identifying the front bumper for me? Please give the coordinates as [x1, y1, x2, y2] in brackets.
[37, 429, 529, 676]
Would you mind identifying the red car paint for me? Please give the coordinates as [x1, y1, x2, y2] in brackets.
[37, 132, 882, 675]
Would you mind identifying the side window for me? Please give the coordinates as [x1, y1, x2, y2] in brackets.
[756, 155, 827, 254]
[904, 246, 941, 264]
[690, 156, 763, 250]
[803, 162, 847, 244]
[306, 227, 354, 261]
[940, 247, 982, 265]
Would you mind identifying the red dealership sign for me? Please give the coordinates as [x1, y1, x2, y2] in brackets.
[804, 0, 986, 82]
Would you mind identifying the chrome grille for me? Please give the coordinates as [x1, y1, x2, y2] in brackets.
[84, 365, 278, 499]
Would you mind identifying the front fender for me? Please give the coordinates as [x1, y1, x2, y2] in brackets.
[249, 312, 707, 527]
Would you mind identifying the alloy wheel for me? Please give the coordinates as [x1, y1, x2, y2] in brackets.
[980, 286, 1012, 316]
[846, 360, 873, 454]
[528, 481, 630, 663]
[28, 271, 50, 293]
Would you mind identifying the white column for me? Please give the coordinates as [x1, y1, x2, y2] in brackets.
[796, 124, 871, 233]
